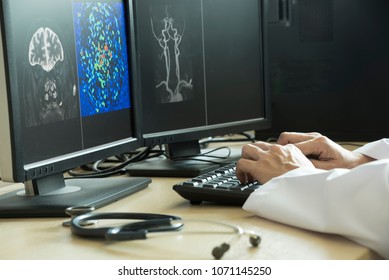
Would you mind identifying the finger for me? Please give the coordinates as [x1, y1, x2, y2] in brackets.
[309, 158, 330, 170]
[294, 140, 322, 158]
[241, 143, 267, 161]
[309, 158, 337, 170]
[277, 132, 321, 145]
[250, 141, 273, 151]
[235, 159, 256, 183]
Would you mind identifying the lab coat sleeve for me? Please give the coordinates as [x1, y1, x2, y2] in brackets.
[243, 159, 389, 259]
[354, 138, 389, 159]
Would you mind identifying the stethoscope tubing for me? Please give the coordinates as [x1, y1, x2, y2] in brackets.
[70, 212, 183, 240]
[68, 211, 261, 259]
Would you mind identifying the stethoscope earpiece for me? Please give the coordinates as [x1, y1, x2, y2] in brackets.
[212, 232, 262, 260]
[212, 243, 230, 260]
[249, 233, 261, 247]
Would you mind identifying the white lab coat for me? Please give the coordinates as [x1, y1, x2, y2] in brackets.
[243, 139, 389, 259]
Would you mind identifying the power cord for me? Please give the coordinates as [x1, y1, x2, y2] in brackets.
[166, 146, 233, 165]
[67, 133, 252, 178]
[67, 146, 154, 178]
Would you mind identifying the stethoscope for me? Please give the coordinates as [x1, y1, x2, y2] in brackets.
[63, 206, 261, 259]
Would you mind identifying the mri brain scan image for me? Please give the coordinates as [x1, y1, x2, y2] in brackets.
[27, 27, 75, 124]
[73, 2, 131, 117]
[29, 27, 64, 73]
[23, 26, 78, 127]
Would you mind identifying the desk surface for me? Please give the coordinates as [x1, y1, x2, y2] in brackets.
[0, 143, 380, 260]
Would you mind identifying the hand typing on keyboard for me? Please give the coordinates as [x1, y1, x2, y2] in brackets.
[236, 132, 375, 185]
[173, 141, 313, 205]
[236, 141, 315, 184]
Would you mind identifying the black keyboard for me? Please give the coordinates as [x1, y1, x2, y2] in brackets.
[173, 163, 261, 206]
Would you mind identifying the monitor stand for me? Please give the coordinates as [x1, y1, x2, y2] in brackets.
[126, 140, 242, 177]
[0, 174, 151, 218]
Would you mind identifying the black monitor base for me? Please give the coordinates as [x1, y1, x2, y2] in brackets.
[0, 176, 151, 218]
[126, 147, 242, 177]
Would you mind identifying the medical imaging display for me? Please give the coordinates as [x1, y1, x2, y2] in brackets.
[24, 22, 78, 127]
[6, 0, 134, 164]
[149, 4, 194, 104]
[137, 0, 264, 135]
[73, 2, 131, 117]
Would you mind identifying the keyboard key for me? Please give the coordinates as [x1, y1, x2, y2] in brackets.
[172, 162, 262, 205]
[217, 183, 235, 189]
[182, 181, 199, 187]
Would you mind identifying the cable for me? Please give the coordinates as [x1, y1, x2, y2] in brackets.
[265, 137, 278, 143]
[67, 146, 153, 179]
[68, 133, 249, 177]
[167, 146, 232, 160]
[200, 132, 256, 146]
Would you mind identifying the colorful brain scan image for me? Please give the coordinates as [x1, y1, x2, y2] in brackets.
[73, 1, 131, 117]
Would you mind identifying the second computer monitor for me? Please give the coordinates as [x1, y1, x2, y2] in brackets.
[128, 0, 270, 177]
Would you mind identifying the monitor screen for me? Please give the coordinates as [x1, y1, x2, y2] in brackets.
[0, 0, 150, 218]
[127, 0, 270, 177]
[256, 0, 389, 142]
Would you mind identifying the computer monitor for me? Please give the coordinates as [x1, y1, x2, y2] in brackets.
[256, 0, 389, 142]
[0, 0, 150, 218]
[126, 0, 271, 177]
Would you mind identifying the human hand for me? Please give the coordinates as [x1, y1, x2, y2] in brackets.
[236, 141, 315, 184]
[277, 132, 374, 169]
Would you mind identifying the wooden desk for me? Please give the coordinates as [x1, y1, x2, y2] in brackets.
[0, 174, 380, 260]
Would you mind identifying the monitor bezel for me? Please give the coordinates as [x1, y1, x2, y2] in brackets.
[0, 0, 144, 184]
